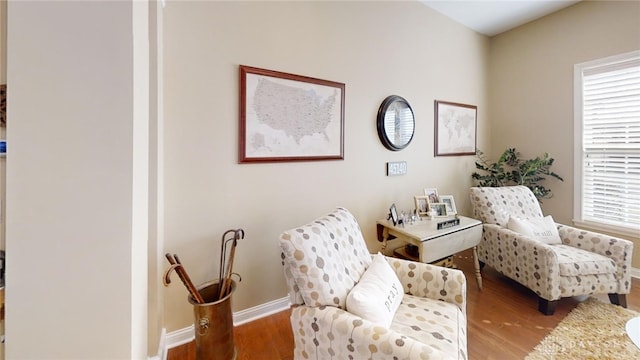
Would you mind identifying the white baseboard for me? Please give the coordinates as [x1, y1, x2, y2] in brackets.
[631, 267, 640, 279]
[234, 295, 291, 326]
[166, 324, 196, 350]
[165, 296, 291, 351]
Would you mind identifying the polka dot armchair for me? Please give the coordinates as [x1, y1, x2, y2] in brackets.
[470, 186, 633, 315]
[279, 207, 468, 359]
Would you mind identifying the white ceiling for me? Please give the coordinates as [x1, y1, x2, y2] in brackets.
[422, 0, 581, 37]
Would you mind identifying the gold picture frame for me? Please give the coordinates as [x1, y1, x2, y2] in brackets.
[414, 195, 430, 216]
[423, 188, 439, 204]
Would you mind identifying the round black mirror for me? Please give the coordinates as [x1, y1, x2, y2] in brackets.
[376, 95, 415, 151]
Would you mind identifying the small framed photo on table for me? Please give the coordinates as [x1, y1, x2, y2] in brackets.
[389, 203, 399, 225]
[414, 196, 430, 216]
[439, 195, 457, 215]
[423, 188, 439, 204]
[430, 203, 448, 217]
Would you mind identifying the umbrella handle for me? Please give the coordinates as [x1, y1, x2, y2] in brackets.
[220, 244, 237, 298]
[162, 264, 180, 286]
[164, 253, 205, 304]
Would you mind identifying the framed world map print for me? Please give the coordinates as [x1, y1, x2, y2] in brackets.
[434, 100, 477, 156]
[239, 65, 345, 163]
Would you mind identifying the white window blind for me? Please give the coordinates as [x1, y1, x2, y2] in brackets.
[578, 53, 640, 232]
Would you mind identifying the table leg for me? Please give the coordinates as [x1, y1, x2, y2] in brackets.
[377, 224, 389, 252]
[472, 246, 483, 290]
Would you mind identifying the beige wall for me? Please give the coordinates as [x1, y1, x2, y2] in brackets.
[6, 1, 150, 358]
[1, 0, 6, 250]
[0, 0, 5, 83]
[488, 1, 640, 264]
[163, 1, 489, 331]
[0, 2, 5, 358]
[147, 1, 164, 357]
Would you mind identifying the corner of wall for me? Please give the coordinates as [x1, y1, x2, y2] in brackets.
[148, 328, 167, 360]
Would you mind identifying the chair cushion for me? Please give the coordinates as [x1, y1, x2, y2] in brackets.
[507, 215, 562, 245]
[346, 253, 403, 327]
[391, 295, 466, 358]
[279, 207, 372, 308]
[551, 245, 617, 276]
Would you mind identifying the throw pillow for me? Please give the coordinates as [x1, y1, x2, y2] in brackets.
[507, 215, 562, 245]
[346, 252, 404, 328]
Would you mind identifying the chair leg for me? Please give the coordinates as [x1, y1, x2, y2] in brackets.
[609, 293, 628, 308]
[538, 298, 558, 315]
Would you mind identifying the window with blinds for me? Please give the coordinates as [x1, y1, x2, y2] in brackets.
[574, 51, 640, 234]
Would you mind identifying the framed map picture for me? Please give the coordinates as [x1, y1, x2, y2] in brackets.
[434, 100, 477, 156]
[239, 65, 345, 163]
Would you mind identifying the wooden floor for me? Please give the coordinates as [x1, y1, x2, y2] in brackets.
[168, 249, 640, 360]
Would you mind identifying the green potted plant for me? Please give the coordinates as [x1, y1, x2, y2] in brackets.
[472, 148, 564, 201]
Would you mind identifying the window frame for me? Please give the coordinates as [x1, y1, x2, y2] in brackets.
[573, 50, 640, 238]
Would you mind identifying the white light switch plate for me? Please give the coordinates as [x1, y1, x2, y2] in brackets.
[387, 161, 407, 176]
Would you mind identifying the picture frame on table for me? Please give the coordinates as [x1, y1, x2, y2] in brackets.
[439, 195, 457, 215]
[414, 196, 430, 216]
[389, 203, 399, 226]
[429, 203, 448, 217]
[423, 188, 439, 204]
[434, 100, 477, 156]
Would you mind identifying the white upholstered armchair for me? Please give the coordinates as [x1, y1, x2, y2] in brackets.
[470, 186, 633, 315]
[279, 207, 468, 359]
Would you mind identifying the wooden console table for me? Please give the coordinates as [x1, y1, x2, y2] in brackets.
[377, 216, 483, 289]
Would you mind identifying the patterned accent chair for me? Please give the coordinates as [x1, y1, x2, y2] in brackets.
[470, 186, 633, 315]
[279, 207, 468, 359]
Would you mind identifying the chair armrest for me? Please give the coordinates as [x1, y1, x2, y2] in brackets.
[384, 256, 466, 314]
[483, 223, 559, 262]
[557, 224, 633, 292]
[290, 305, 450, 359]
[557, 224, 633, 259]
[280, 251, 304, 306]
[482, 224, 561, 300]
